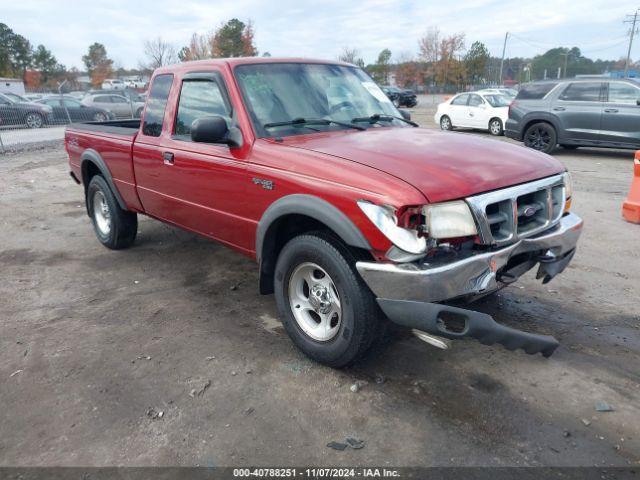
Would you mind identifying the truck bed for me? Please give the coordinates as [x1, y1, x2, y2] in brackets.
[67, 119, 140, 137]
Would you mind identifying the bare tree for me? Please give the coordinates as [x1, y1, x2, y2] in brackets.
[418, 27, 441, 64]
[338, 47, 365, 68]
[143, 37, 177, 69]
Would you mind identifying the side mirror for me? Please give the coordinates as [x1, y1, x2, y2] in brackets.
[399, 109, 411, 121]
[190, 116, 243, 147]
[191, 116, 227, 143]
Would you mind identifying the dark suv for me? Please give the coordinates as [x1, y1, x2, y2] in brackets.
[505, 78, 640, 153]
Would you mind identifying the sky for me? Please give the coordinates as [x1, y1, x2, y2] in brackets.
[3, 0, 639, 70]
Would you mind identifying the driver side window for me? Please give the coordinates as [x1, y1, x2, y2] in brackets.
[451, 94, 469, 106]
[174, 79, 231, 136]
[469, 94, 484, 107]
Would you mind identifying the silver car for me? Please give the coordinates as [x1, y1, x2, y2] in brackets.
[81, 94, 144, 119]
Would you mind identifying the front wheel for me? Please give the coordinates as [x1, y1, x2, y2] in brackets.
[93, 112, 108, 122]
[488, 118, 503, 136]
[523, 122, 557, 154]
[274, 233, 381, 368]
[440, 115, 453, 131]
[87, 175, 138, 250]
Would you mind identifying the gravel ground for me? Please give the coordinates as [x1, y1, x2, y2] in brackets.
[0, 102, 639, 467]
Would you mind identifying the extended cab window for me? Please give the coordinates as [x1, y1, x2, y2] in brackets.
[451, 94, 469, 105]
[142, 74, 174, 137]
[559, 82, 602, 102]
[174, 77, 231, 136]
[608, 82, 640, 104]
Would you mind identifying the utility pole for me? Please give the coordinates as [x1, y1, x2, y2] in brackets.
[559, 50, 570, 78]
[624, 10, 639, 77]
[498, 32, 509, 85]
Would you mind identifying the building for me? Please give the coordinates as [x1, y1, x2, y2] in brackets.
[0, 78, 26, 95]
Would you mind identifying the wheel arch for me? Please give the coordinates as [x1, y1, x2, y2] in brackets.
[520, 114, 560, 140]
[256, 194, 372, 295]
[80, 149, 127, 213]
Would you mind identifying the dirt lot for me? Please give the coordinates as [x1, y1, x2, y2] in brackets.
[1, 102, 639, 467]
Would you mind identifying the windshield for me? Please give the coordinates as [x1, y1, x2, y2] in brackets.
[234, 62, 405, 137]
[484, 94, 511, 107]
[4, 92, 27, 103]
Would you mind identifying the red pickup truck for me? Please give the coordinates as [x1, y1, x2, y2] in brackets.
[65, 58, 583, 367]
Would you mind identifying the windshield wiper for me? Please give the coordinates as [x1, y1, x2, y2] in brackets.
[263, 117, 365, 131]
[351, 113, 418, 127]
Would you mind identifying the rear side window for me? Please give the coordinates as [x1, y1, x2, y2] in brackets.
[174, 78, 231, 136]
[559, 82, 602, 102]
[516, 83, 558, 100]
[608, 82, 640, 104]
[143, 74, 174, 137]
[451, 94, 469, 105]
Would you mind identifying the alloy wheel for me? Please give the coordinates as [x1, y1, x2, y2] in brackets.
[288, 262, 342, 342]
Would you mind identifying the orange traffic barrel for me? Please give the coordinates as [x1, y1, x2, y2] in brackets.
[622, 150, 640, 224]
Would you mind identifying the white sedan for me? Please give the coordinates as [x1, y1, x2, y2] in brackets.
[434, 92, 511, 136]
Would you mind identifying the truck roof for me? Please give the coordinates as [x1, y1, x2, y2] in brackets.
[153, 57, 355, 75]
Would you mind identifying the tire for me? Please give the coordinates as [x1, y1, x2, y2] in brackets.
[25, 112, 43, 129]
[523, 122, 557, 154]
[440, 115, 453, 131]
[86, 175, 137, 250]
[488, 118, 503, 136]
[274, 233, 382, 368]
[135, 108, 143, 118]
[93, 112, 107, 122]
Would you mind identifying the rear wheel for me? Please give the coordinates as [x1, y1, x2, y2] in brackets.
[488, 118, 503, 136]
[25, 112, 43, 129]
[274, 233, 381, 368]
[93, 112, 108, 122]
[86, 175, 137, 250]
[440, 115, 453, 131]
[523, 122, 557, 154]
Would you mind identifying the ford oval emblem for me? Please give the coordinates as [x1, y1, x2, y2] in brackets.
[523, 206, 537, 217]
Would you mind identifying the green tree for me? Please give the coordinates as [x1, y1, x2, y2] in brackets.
[32, 44, 63, 83]
[0, 23, 15, 76]
[464, 41, 489, 84]
[210, 18, 257, 57]
[82, 43, 113, 87]
[9, 33, 33, 77]
[369, 48, 392, 84]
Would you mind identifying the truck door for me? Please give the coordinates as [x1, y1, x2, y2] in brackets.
[552, 82, 604, 143]
[134, 71, 252, 253]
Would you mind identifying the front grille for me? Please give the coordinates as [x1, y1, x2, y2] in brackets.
[467, 175, 567, 246]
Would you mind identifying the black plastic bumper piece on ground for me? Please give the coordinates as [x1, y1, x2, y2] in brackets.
[377, 299, 559, 357]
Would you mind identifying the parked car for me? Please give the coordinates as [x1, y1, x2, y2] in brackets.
[101, 79, 126, 90]
[506, 78, 640, 153]
[81, 94, 144, 118]
[434, 91, 511, 135]
[477, 87, 518, 99]
[381, 86, 418, 107]
[36, 95, 115, 124]
[65, 58, 582, 367]
[0, 92, 54, 128]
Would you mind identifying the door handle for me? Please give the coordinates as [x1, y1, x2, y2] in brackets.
[604, 108, 619, 113]
[163, 152, 174, 165]
[553, 107, 566, 111]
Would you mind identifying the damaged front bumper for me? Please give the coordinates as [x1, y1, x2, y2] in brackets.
[356, 212, 583, 356]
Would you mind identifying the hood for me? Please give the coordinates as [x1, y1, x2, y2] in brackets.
[281, 127, 564, 203]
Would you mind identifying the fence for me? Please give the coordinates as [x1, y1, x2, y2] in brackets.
[0, 87, 144, 153]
